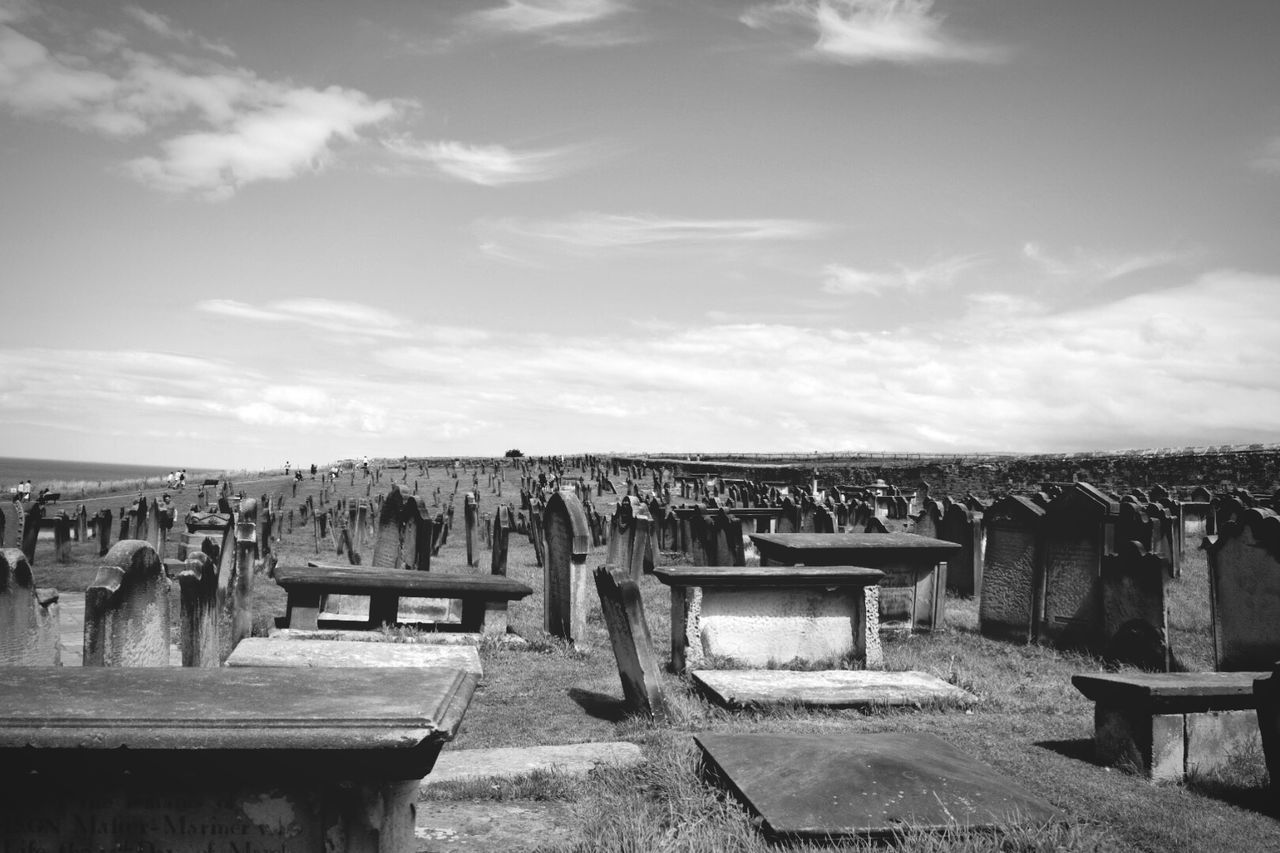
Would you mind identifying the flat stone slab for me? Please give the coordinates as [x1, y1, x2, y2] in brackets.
[692, 670, 976, 708]
[1073, 672, 1266, 712]
[269, 627, 528, 647]
[227, 637, 483, 677]
[749, 532, 960, 566]
[423, 741, 643, 787]
[415, 801, 575, 852]
[653, 565, 884, 588]
[696, 732, 1058, 840]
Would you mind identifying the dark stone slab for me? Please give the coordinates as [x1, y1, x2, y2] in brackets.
[653, 565, 883, 588]
[280, 565, 531, 599]
[696, 732, 1058, 840]
[1072, 671, 1265, 713]
[0, 666, 476, 779]
[749, 533, 959, 566]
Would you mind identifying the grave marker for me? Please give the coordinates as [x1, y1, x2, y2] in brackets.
[0, 548, 60, 665]
[1039, 483, 1117, 651]
[1207, 507, 1280, 671]
[83, 540, 170, 667]
[543, 490, 591, 643]
[978, 496, 1045, 643]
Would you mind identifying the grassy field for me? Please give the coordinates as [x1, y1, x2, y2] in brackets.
[17, 462, 1280, 852]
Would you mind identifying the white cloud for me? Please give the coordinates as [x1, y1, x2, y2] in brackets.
[822, 255, 978, 296]
[0, 6, 401, 197]
[123, 5, 236, 58]
[196, 298, 414, 338]
[741, 0, 1006, 65]
[384, 138, 589, 186]
[1021, 242, 1189, 282]
[465, 0, 635, 45]
[480, 212, 828, 254]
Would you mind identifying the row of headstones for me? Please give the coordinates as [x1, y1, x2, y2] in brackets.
[970, 481, 1278, 671]
[0, 500, 263, 668]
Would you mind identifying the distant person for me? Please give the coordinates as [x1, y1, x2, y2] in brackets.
[310, 463, 317, 479]
[285, 461, 291, 476]
[178, 470, 186, 489]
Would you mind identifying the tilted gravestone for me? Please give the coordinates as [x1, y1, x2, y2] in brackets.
[177, 545, 222, 668]
[978, 496, 1045, 643]
[1207, 508, 1280, 671]
[0, 548, 60, 665]
[1039, 483, 1118, 651]
[83, 540, 171, 667]
[593, 566, 668, 720]
[371, 485, 407, 569]
[20, 502, 41, 563]
[543, 490, 591, 644]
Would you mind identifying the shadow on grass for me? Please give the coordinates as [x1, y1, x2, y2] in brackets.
[568, 686, 629, 723]
[1184, 777, 1276, 817]
[1035, 738, 1097, 766]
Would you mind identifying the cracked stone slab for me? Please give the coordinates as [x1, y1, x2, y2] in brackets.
[424, 741, 643, 787]
[692, 669, 975, 708]
[415, 800, 575, 852]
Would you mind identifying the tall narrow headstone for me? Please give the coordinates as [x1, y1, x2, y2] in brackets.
[1207, 508, 1280, 671]
[0, 548, 60, 665]
[83, 540, 170, 667]
[593, 566, 668, 720]
[543, 490, 591, 644]
[1039, 483, 1118, 651]
[371, 485, 406, 569]
[978, 496, 1045, 643]
[939, 504, 983, 597]
[1101, 540, 1169, 671]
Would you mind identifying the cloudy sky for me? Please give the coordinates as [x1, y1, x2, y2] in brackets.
[2, 0, 1279, 469]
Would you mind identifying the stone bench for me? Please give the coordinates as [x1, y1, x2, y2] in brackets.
[274, 564, 532, 635]
[1072, 671, 1266, 781]
[0, 666, 476, 852]
[653, 565, 885, 672]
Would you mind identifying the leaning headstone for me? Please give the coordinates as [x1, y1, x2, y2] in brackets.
[371, 485, 406, 569]
[20, 502, 41, 563]
[978, 496, 1045, 643]
[1207, 507, 1280, 671]
[401, 496, 433, 571]
[83, 540, 170, 667]
[543, 490, 591, 643]
[593, 566, 668, 720]
[1039, 482, 1117, 651]
[1100, 540, 1169, 671]
[0, 548, 60, 665]
[177, 547, 221, 668]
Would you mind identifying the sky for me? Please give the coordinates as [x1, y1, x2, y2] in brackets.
[2, 0, 1280, 470]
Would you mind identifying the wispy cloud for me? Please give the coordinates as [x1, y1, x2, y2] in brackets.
[196, 298, 414, 338]
[1021, 242, 1189, 282]
[0, 5, 401, 197]
[480, 212, 828, 256]
[464, 0, 637, 46]
[383, 138, 592, 186]
[741, 0, 1007, 66]
[821, 255, 979, 296]
[123, 5, 236, 58]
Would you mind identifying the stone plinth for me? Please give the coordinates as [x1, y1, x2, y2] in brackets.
[1073, 671, 1265, 782]
[0, 667, 476, 852]
[692, 669, 976, 709]
[653, 565, 883, 672]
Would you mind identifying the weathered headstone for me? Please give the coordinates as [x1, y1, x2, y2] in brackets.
[0, 548, 60, 665]
[1100, 540, 1169, 670]
[1207, 507, 1280, 671]
[83, 540, 171, 667]
[543, 490, 591, 644]
[593, 566, 668, 720]
[939, 503, 983, 597]
[978, 496, 1045, 643]
[1039, 483, 1117, 651]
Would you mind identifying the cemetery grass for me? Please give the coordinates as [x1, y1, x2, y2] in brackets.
[22, 468, 1280, 852]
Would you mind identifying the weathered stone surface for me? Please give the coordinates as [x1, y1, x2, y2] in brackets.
[0, 548, 60, 665]
[978, 496, 1044, 643]
[593, 567, 667, 719]
[542, 490, 591, 644]
[696, 732, 1057, 840]
[691, 670, 975, 708]
[415, 801, 575, 852]
[83, 540, 170, 667]
[1073, 672, 1263, 711]
[1100, 541, 1169, 670]
[227, 637, 482, 676]
[423, 742, 643, 787]
[1040, 483, 1118, 651]
[1207, 508, 1280, 670]
[267, 627, 532, 647]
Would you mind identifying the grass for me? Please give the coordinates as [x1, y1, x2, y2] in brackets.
[15, 462, 1280, 852]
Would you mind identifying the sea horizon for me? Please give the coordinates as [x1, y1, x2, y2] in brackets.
[0, 456, 232, 490]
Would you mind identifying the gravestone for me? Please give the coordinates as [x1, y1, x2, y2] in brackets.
[1039, 483, 1117, 651]
[83, 540, 171, 667]
[593, 566, 668, 720]
[0, 548, 60, 665]
[696, 733, 1057, 841]
[491, 505, 510, 575]
[939, 503, 983, 597]
[371, 485, 406, 569]
[978, 496, 1045, 643]
[543, 490, 591, 644]
[1207, 508, 1280, 671]
[692, 670, 975, 709]
[913, 500, 943, 540]
[465, 492, 479, 567]
[1100, 540, 1169, 670]
[177, 546, 222, 667]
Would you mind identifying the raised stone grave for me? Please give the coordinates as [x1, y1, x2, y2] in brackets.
[1073, 671, 1264, 781]
[696, 732, 1057, 841]
[654, 565, 884, 672]
[978, 496, 1045, 643]
[691, 669, 975, 709]
[0, 666, 476, 852]
[227, 637, 482, 676]
[423, 741, 644, 787]
[0, 548, 60, 665]
[1207, 507, 1280, 671]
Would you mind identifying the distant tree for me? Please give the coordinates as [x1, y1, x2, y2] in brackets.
[504, 449, 524, 458]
